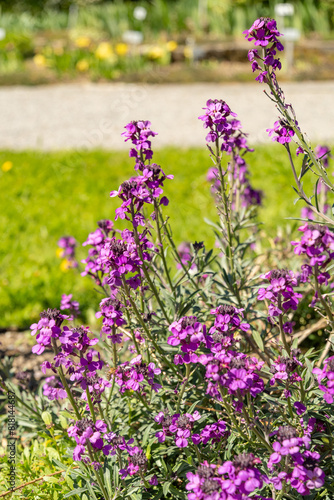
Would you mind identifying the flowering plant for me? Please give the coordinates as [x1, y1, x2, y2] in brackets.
[2, 17, 334, 500]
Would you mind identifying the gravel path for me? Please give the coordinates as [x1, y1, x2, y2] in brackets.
[1, 81, 333, 150]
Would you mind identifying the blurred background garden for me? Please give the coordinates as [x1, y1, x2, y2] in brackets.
[0, 0, 334, 332]
[0, 0, 334, 84]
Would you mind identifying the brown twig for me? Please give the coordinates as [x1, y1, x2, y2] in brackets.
[295, 318, 327, 345]
[0, 467, 79, 497]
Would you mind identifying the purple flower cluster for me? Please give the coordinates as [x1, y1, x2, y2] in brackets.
[57, 236, 78, 268]
[313, 356, 334, 403]
[122, 120, 157, 166]
[268, 426, 325, 496]
[68, 418, 108, 460]
[110, 165, 172, 226]
[100, 229, 154, 292]
[60, 293, 80, 319]
[68, 420, 149, 482]
[208, 305, 250, 351]
[120, 447, 148, 479]
[269, 349, 303, 393]
[198, 99, 237, 146]
[257, 269, 302, 326]
[192, 420, 229, 446]
[315, 144, 332, 169]
[95, 297, 125, 341]
[30, 308, 69, 355]
[168, 316, 209, 365]
[81, 220, 114, 285]
[199, 101, 262, 210]
[292, 224, 334, 288]
[31, 310, 113, 411]
[267, 119, 295, 145]
[113, 354, 161, 394]
[155, 410, 201, 448]
[42, 376, 67, 400]
[244, 17, 284, 83]
[186, 454, 267, 500]
[199, 350, 264, 409]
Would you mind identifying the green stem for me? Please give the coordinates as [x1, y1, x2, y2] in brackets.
[285, 144, 334, 225]
[214, 137, 243, 308]
[86, 444, 110, 500]
[176, 364, 191, 413]
[57, 366, 81, 420]
[267, 77, 334, 193]
[123, 309, 141, 356]
[314, 265, 334, 322]
[107, 342, 118, 412]
[122, 277, 180, 378]
[154, 200, 175, 295]
[277, 296, 290, 355]
[130, 205, 171, 323]
[287, 397, 294, 419]
[241, 405, 272, 452]
[217, 385, 248, 441]
[193, 444, 202, 463]
[157, 208, 207, 301]
[86, 385, 97, 424]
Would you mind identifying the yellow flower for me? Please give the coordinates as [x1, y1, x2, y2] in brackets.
[56, 248, 64, 258]
[60, 259, 71, 272]
[33, 54, 46, 67]
[95, 42, 114, 60]
[75, 36, 91, 49]
[166, 40, 178, 52]
[76, 59, 89, 72]
[1, 161, 12, 172]
[147, 46, 164, 60]
[115, 43, 128, 56]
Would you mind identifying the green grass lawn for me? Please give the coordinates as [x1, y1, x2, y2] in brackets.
[0, 144, 317, 329]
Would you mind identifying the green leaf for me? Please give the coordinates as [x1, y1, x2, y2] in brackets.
[252, 330, 264, 351]
[169, 485, 186, 499]
[64, 487, 87, 497]
[43, 475, 60, 483]
[103, 466, 112, 497]
[46, 446, 60, 460]
[60, 410, 77, 421]
[142, 423, 154, 447]
[163, 481, 172, 496]
[41, 411, 53, 426]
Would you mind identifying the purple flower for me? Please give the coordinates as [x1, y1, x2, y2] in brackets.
[313, 356, 334, 404]
[96, 297, 126, 339]
[267, 119, 295, 144]
[119, 447, 148, 478]
[155, 411, 201, 448]
[268, 426, 325, 495]
[114, 354, 161, 395]
[258, 269, 302, 323]
[60, 294, 80, 319]
[68, 418, 108, 460]
[122, 120, 157, 170]
[244, 17, 283, 82]
[168, 316, 209, 365]
[315, 144, 332, 169]
[58, 236, 77, 260]
[269, 349, 302, 388]
[42, 376, 67, 400]
[30, 308, 69, 355]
